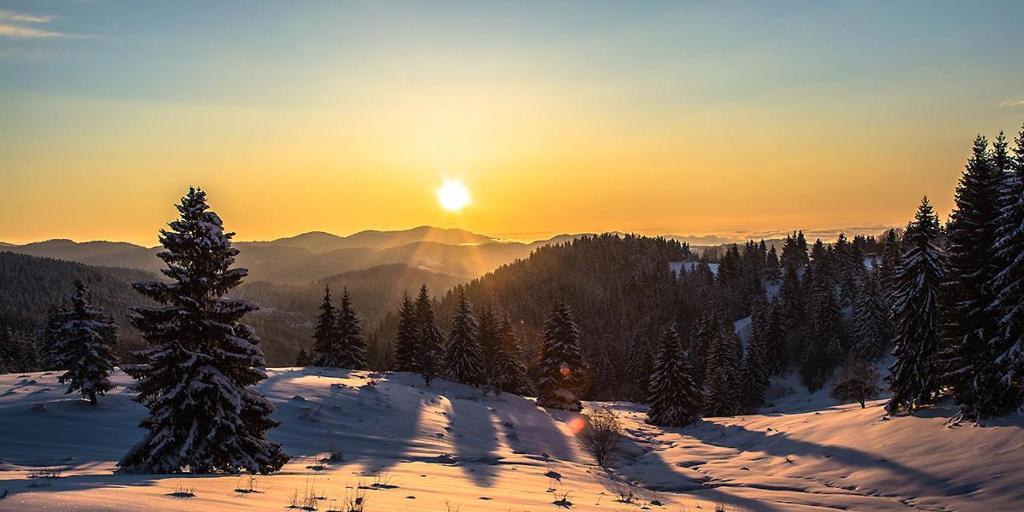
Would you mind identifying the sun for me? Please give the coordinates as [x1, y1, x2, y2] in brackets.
[437, 180, 471, 212]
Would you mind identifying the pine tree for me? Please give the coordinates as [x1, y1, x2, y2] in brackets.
[989, 124, 1024, 413]
[295, 348, 311, 367]
[646, 325, 702, 427]
[42, 304, 72, 371]
[413, 285, 444, 386]
[851, 269, 890, 361]
[765, 299, 786, 375]
[393, 293, 419, 372]
[334, 288, 367, 369]
[536, 301, 585, 411]
[310, 286, 338, 367]
[0, 323, 12, 374]
[887, 197, 944, 415]
[801, 240, 844, 391]
[878, 229, 902, 305]
[626, 333, 655, 403]
[941, 134, 1003, 419]
[119, 187, 286, 474]
[742, 296, 771, 409]
[704, 326, 742, 417]
[50, 280, 118, 405]
[476, 307, 501, 389]
[493, 313, 532, 395]
[764, 245, 781, 281]
[834, 233, 858, 307]
[444, 289, 484, 385]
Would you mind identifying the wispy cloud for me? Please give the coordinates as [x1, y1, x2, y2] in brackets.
[0, 9, 62, 39]
[999, 97, 1024, 109]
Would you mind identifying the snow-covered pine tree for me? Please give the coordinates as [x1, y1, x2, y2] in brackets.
[413, 285, 444, 386]
[704, 326, 742, 417]
[444, 289, 484, 385]
[989, 124, 1024, 413]
[765, 245, 781, 282]
[941, 134, 1004, 420]
[879, 228, 902, 301]
[886, 197, 945, 415]
[50, 280, 118, 405]
[334, 288, 367, 369]
[834, 233, 858, 306]
[536, 301, 585, 411]
[851, 269, 890, 361]
[493, 313, 532, 395]
[646, 325, 702, 427]
[310, 286, 338, 367]
[393, 292, 419, 372]
[119, 187, 286, 474]
[742, 295, 771, 410]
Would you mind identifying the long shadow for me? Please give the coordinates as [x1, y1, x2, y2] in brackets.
[0, 471, 219, 498]
[446, 389, 500, 486]
[684, 420, 966, 498]
[607, 420, 784, 512]
[489, 395, 577, 463]
[262, 367, 425, 475]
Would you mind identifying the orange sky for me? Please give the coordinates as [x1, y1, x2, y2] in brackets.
[1, 2, 1023, 245]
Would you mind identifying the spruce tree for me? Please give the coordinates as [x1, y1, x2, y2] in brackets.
[536, 301, 585, 411]
[51, 280, 118, 405]
[704, 327, 741, 417]
[334, 288, 367, 369]
[295, 348, 311, 367]
[646, 325, 702, 427]
[393, 293, 419, 372]
[766, 299, 786, 375]
[989, 124, 1024, 413]
[444, 289, 484, 385]
[476, 307, 498, 387]
[742, 296, 771, 409]
[119, 187, 286, 474]
[493, 313, 532, 395]
[626, 333, 655, 403]
[941, 134, 1003, 419]
[851, 270, 890, 361]
[878, 229, 902, 306]
[886, 197, 944, 415]
[801, 241, 843, 391]
[42, 304, 72, 371]
[310, 286, 337, 367]
[413, 285, 444, 386]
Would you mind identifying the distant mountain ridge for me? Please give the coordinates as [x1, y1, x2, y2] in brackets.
[0, 227, 580, 284]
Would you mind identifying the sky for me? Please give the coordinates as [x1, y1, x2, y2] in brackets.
[1, 1, 1023, 246]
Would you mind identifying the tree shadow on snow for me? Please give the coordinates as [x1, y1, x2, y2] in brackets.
[446, 390, 501, 486]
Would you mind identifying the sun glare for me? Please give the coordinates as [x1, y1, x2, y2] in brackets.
[437, 180, 471, 212]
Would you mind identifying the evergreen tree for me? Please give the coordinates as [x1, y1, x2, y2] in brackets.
[834, 233, 859, 306]
[393, 293, 419, 372]
[444, 289, 484, 385]
[42, 304, 72, 371]
[51, 280, 118, 405]
[476, 307, 501, 389]
[851, 269, 890, 361]
[0, 323, 12, 374]
[989, 124, 1024, 413]
[334, 288, 367, 369]
[310, 286, 338, 367]
[887, 197, 944, 415]
[802, 278, 843, 391]
[941, 135, 1003, 419]
[764, 245, 781, 281]
[413, 285, 444, 386]
[295, 348, 311, 367]
[879, 229, 902, 304]
[493, 313, 532, 395]
[704, 326, 742, 416]
[626, 333, 655, 403]
[119, 187, 286, 474]
[536, 301, 585, 411]
[646, 325, 702, 427]
[765, 299, 786, 375]
[742, 295, 771, 409]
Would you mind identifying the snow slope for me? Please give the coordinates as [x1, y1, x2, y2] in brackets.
[1, 368, 1021, 511]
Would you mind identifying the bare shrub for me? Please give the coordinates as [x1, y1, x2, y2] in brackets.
[579, 407, 623, 468]
[831, 360, 881, 408]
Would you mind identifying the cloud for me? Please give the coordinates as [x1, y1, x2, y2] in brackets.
[0, 9, 62, 39]
[999, 97, 1024, 109]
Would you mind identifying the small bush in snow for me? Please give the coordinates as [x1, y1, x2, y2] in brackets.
[579, 407, 623, 468]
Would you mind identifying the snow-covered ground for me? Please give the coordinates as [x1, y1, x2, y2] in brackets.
[1, 369, 1022, 511]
